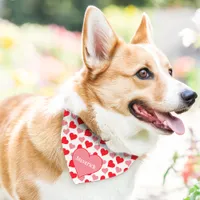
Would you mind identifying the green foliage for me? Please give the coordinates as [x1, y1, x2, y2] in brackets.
[150, 0, 200, 7]
[187, 68, 200, 95]
[163, 152, 179, 185]
[185, 184, 200, 200]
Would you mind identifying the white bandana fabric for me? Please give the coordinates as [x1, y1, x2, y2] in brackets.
[61, 109, 138, 184]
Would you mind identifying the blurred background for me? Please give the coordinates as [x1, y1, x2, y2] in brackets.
[1, 0, 200, 199]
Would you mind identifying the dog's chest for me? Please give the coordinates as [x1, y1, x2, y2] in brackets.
[37, 160, 141, 200]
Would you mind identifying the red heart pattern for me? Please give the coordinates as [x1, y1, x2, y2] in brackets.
[131, 155, 138, 160]
[79, 137, 85, 143]
[69, 160, 75, 167]
[70, 133, 77, 140]
[70, 172, 77, 178]
[85, 129, 92, 136]
[64, 110, 70, 116]
[63, 129, 70, 135]
[77, 144, 83, 149]
[69, 121, 76, 129]
[77, 118, 84, 125]
[100, 148, 108, 156]
[62, 137, 69, 144]
[63, 148, 69, 155]
[116, 156, 124, 164]
[108, 172, 116, 178]
[61, 109, 138, 184]
[85, 141, 93, 148]
[108, 160, 115, 168]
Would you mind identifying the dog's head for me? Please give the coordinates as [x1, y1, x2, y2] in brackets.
[72, 6, 197, 155]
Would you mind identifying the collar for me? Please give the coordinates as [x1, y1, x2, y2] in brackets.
[61, 109, 138, 184]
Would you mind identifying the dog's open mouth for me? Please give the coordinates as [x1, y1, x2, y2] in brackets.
[129, 101, 185, 135]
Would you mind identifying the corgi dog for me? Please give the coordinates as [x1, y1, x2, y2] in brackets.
[0, 5, 198, 200]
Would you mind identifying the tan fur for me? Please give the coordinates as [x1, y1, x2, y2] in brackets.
[0, 7, 183, 200]
[78, 41, 171, 119]
[0, 95, 66, 199]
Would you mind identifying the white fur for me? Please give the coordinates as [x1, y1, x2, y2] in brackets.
[93, 104, 158, 156]
[61, 77, 87, 115]
[137, 44, 193, 112]
[1, 7, 195, 200]
[33, 79, 157, 200]
[34, 43, 194, 199]
[37, 160, 142, 200]
[0, 188, 13, 200]
[31, 14, 195, 200]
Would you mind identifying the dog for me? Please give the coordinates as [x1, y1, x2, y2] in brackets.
[0, 5, 198, 200]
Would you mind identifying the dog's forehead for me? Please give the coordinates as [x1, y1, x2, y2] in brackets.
[118, 43, 170, 70]
[136, 44, 170, 68]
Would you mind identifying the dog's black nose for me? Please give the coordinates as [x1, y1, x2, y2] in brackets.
[181, 89, 198, 106]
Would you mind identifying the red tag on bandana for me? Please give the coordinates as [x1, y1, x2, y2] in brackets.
[61, 109, 138, 184]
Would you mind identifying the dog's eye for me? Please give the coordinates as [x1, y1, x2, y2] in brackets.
[169, 69, 173, 76]
[136, 68, 153, 80]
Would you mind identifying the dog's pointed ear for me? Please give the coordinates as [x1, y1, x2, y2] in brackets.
[82, 6, 118, 74]
[131, 13, 153, 44]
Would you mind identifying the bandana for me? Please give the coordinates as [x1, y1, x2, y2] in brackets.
[61, 109, 138, 184]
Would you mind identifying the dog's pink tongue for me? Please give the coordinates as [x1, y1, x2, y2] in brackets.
[155, 112, 185, 135]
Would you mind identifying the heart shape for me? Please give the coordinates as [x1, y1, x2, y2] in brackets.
[63, 148, 69, 155]
[71, 113, 77, 119]
[79, 137, 85, 143]
[116, 156, 124, 164]
[77, 117, 84, 125]
[85, 129, 92, 136]
[69, 160, 75, 167]
[69, 121, 77, 129]
[70, 172, 77, 178]
[110, 152, 116, 158]
[69, 143, 75, 149]
[108, 172, 116, 178]
[64, 110, 70, 116]
[125, 160, 131, 166]
[63, 129, 70, 135]
[72, 148, 102, 177]
[116, 167, 122, 173]
[70, 133, 77, 140]
[79, 176, 85, 181]
[102, 168, 108, 174]
[131, 155, 138, 160]
[92, 136, 99, 141]
[100, 148, 108, 156]
[100, 140, 106, 144]
[108, 160, 115, 168]
[77, 144, 83, 149]
[94, 145, 100, 150]
[92, 174, 98, 180]
[85, 141, 93, 148]
[124, 168, 128, 172]
[62, 137, 69, 144]
[77, 128, 83, 133]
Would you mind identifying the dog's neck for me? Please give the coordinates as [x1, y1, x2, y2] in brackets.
[49, 72, 158, 157]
